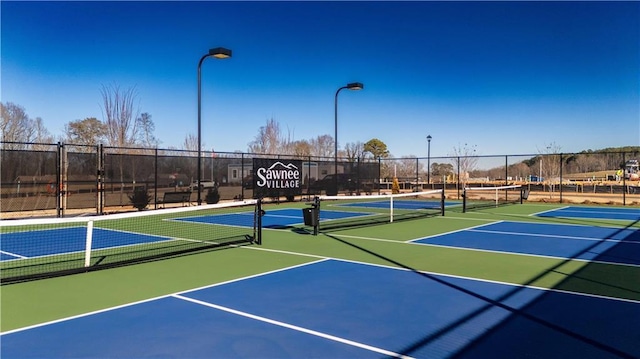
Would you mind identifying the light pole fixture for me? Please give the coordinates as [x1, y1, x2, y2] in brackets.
[427, 135, 432, 184]
[334, 82, 363, 195]
[197, 47, 231, 205]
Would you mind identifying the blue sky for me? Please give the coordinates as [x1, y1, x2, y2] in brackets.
[2, 1, 639, 158]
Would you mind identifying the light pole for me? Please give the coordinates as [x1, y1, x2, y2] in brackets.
[426, 135, 432, 185]
[334, 82, 363, 195]
[197, 47, 231, 205]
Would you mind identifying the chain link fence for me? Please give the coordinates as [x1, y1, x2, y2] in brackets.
[2, 141, 638, 218]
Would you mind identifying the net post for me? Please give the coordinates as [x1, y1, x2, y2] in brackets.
[255, 198, 263, 245]
[440, 189, 445, 216]
[390, 196, 394, 223]
[313, 196, 320, 235]
[462, 188, 467, 213]
[84, 220, 93, 268]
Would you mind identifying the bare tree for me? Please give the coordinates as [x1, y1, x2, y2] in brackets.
[33, 117, 54, 142]
[450, 143, 478, 187]
[100, 84, 141, 195]
[100, 84, 140, 149]
[247, 118, 287, 155]
[291, 140, 312, 158]
[309, 134, 334, 158]
[344, 141, 364, 162]
[183, 133, 198, 151]
[1, 102, 36, 148]
[395, 156, 423, 180]
[538, 142, 562, 189]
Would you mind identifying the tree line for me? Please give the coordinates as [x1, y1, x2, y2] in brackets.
[3, 84, 638, 184]
[1, 84, 395, 160]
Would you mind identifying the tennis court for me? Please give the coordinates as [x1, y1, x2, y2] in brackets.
[2, 195, 639, 358]
[176, 208, 375, 229]
[2, 258, 638, 358]
[535, 206, 640, 221]
[0, 227, 180, 261]
[413, 221, 640, 266]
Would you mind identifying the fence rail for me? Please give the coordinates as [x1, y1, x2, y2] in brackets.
[2, 141, 638, 218]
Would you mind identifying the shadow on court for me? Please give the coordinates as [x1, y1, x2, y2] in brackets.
[322, 216, 640, 358]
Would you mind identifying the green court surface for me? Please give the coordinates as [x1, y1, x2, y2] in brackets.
[2, 201, 639, 336]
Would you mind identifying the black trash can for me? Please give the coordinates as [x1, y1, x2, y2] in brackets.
[302, 207, 319, 227]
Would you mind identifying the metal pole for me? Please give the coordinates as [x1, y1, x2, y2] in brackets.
[154, 147, 158, 210]
[334, 86, 346, 196]
[559, 153, 563, 203]
[197, 54, 207, 205]
[333, 83, 363, 196]
[196, 47, 231, 205]
[427, 135, 431, 185]
[622, 152, 626, 206]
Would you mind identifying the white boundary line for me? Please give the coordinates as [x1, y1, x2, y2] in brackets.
[0, 259, 329, 336]
[174, 294, 414, 359]
[0, 250, 27, 259]
[2, 253, 638, 339]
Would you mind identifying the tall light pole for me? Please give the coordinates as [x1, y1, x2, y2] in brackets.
[334, 82, 363, 195]
[197, 47, 231, 205]
[426, 135, 432, 185]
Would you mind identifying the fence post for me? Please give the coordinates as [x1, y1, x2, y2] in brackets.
[241, 153, 245, 200]
[97, 144, 105, 215]
[504, 155, 508, 186]
[559, 153, 563, 203]
[378, 157, 382, 195]
[457, 156, 461, 200]
[56, 142, 62, 217]
[415, 158, 419, 192]
[154, 147, 158, 210]
[622, 152, 626, 206]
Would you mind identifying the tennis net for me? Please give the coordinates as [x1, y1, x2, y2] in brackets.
[462, 185, 525, 212]
[0, 199, 262, 284]
[315, 189, 445, 232]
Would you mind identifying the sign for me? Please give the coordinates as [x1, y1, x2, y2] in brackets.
[252, 158, 303, 198]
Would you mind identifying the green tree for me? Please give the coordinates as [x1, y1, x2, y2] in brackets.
[363, 138, 389, 159]
[431, 162, 454, 177]
[136, 112, 159, 148]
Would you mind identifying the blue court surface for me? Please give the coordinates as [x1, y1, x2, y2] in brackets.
[2, 259, 638, 358]
[174, 208, 374, 229]
[535, 206, 640, 221]
[413, 221, 640, 265]
[0, 227, 172, 262]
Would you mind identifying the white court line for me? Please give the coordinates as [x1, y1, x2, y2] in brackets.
[560, 208, 640, 214]
[0, 250, 27, 259]
[405, 221, 504, 243]
[468, 228, 640, 244]
[529, 206, 571, 217]
[173, 294, 415, 359]
[0, 259, 329, 336]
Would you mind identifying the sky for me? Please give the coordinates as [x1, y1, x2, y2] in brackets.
[2, 1, 639, 159]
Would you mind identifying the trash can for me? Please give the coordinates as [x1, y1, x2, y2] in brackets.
[302, 207, 318, 227]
